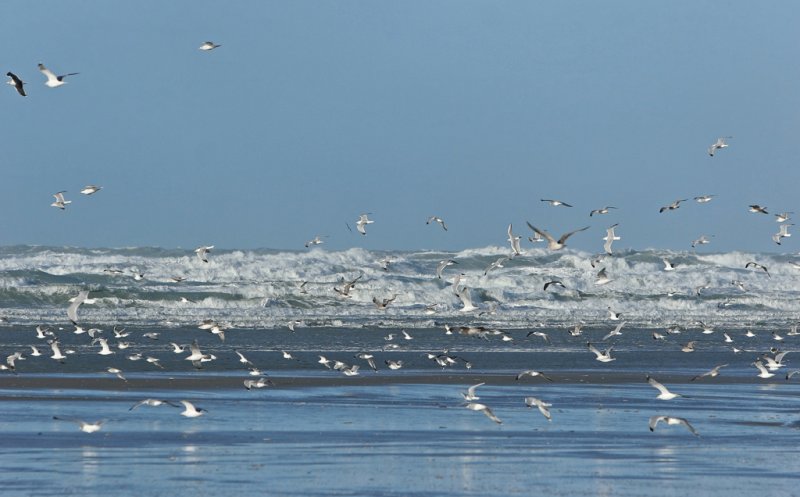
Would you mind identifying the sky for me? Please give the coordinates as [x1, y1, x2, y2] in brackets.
[1, 1, 798, 253]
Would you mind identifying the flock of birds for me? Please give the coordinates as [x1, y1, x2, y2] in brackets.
[4, 43, 798, 439]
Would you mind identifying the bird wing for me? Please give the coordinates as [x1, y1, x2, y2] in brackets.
[647, 376, 671, 396]
[67, 290, 89, 323]
[558, 226, 590, 245]
[526, 222, 556, 245]
[38, 64, 59, 83]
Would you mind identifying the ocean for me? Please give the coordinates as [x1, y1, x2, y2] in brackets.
[0, 245, 799, 496]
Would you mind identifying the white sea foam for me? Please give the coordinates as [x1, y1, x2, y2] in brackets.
[0, 246, 798, 328]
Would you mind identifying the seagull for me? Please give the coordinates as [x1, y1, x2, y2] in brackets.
[646, 375, 681, 400]
[49, 340, 66, 362]
[80, 185, 102, 195]
[436, 259, 457, 279]
[659, 199, 688, 213]
[775, 212, 793, 223]
[708, 136, 730, 157]
[465, 402, 502, 424]
[484, 256, 509, 276]
[372, 294, 397, 309]
[384, 359, 404, 370]
[93, 338, 114, 356]
[244, 377, 273, 390]
[179, 400, 206, 417]
[515, 370, 553, 382]
[355, 214, 374, 235]
[589, 206, 616, 217]
[199, 41, 221, 51]
[603, 224, 620, 255]
[426, 216, 448, 231]
[662, 258, 676, 271]
[195, 245, 214, 263]
[691, 235, 713, 248]
[354, 352, 378, 371]
[333, 274, 362, 298]
[526, 222, 589, 251]
[753, 361, 775, 379]
[543, 280, 565, 291]
[6, 71, 26, 96]
[51, 191, 72, 210]
[607, 307, 622, 321]
[694, 195, 715, 203]
[507, 224, 523, 256]
[129, 399, 179, 410]
[745, 261, 770, 277]
[38, 63, 78, 88]
[587, 343, 615, 362]
[461, 382, 485, 401]
[649, 416, 699, 436]
[67, 290, 90, 324]
[234, 350, 254, 367]
[52, 417, 104, 433]
[749, 204, 768, 214]
[304, 235, 326, 248]
[524, 397, 552, 421]
[526, 330, 551, 343]
[595, 267, 612, 286]
[105, 367, 126, 381]
[541, 199, 572, 207]
[603, 322, 626, 340]
[773, 224, 793, 245]
[455, 286, 477, 312]
[691, 364, 729, 381]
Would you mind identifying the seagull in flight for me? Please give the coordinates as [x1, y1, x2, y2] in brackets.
[603, 224, 620, 255]
[507, 224, 523, 256]
[129, 399, 180, 410]
[515, 370, 553, 382]
[67, 290, 90, 325]
[356, 214, 374, 235]
[436, 259, 457, 279]
[465, 402, 502, 424]
[773, 224, 793, 245]
[195, 245, 214, 263]
[646, 375, 681, 400]
[690, 364, 729, 381]
[80, 185, 102, 195]
[659, 199, 688, 213]
[6, 72, 25, 96]
[541, 199, 572, 207]
[708, 136, 731, 157]
[649, 416, 699, 436]
[51, 191, 71, 210]
[749, 204, 769, 214]
[595, 267, 612, 286]
[775, 212, 793, 223]
[179, 400, 207, 417]
[745, 261, 770, 277]
[305, 235, 326, 248]
[461, 382, 485, 401]
[587, 342, 615, 362]
[589, 206, 617, 217]
[426, 216, 448, 231]
[543, 280, 565, 292]
[662, 258, 676, 271]
[526, 222, 589, 251]
[691, 234, 713, 248]
[38, 63, 78, 88]
[199, 41, 221, 51]
[694, 195, 715, 203]
[52, 417, 105, 433]
[524, 396, 552, 421]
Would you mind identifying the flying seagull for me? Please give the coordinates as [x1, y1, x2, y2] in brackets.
[51, 191, 71, 210]
[649, 415, 699, 436]
[356, 214, 374, 235]
[646, 375, 681, 400]
[195, 245, 214, 263]
[694, 195, 715, 203]
[6, 72, 25, 96]
[38, 63, 78, 88]
[659, 199, 688, 213]
[690, 364, 728, 381]
[541, 199, 572, 207]
[589, 206, 616, 217]
[426, 216, 448, 231]
[526, 222, 589, 251]
[745, 261, 770, 277]
[465, 402, 502, 424]
[80, 185, 102, 195]
[603, 224, 620, 255]
[749, 204, 768, 214]
[708, 136, 731, 157]
[461, 382, 485, 401]
[507, 224, 522, 256]
[524, 396, 552, 421]
[52, 417, 104, 433]
[67, 290, 90, 325]
[199, 41, 221, 51]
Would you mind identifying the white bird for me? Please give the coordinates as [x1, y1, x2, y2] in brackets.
[646, 375, 681, 400]
[524, 396, 552, 421]
[333, 274, 362, 298]
[53, 417, 104, 433]
[603, 322, 626, 341]
[80, 185, 102, 195]
[587, 343, 615, 362]
[773, 224, 793, 245]
[67, 290, 90, 324]
[129, 399, 179, 410]
[384, 359, 404, 370]
[179, 400, 206, 417]
[6, 71, 25, 96]
[372, 294, 397, 309]
[465, 402, 502, 424]
[49, 341, 66, 361]
[234, 350, 254, 367]
[199, 41, 221, 51]
[456, 286, 477, 312]
[649, 416, 699, 436]
[775, 212, 793, 223]
[595, 267, 612, 286]
[526, 222, 589, 251]
[244, 377, 273, 390]
[541, 199, 572, 207]
[461, 382, 485, 401]
[749, 204, 769, 214]
[589, 206, 617, 217]
[38, 63, 78, 88]
[355, 214, 374, 235]
[659, 199, 687, 213]
[93, 338, 114, 356]
[690, 364, 729, 381]
[603, 224, 620, 254]
[694, 195, 715, 203]
[507, 224, 522, 256]
[745, 261, 770, 277]
[662, 258, 676, 271]
[436, 259, 457, 279]
[484, 256, 509, 276]
[51, 191, 72, 210]
[607, 307, 622, 321]
[515, 370, 553, 382]
[195, 245, 214, 263]
[426, 216, 448, 231]
[691, 235, 713, 248]
[304, 235, 326, 248]
[753, 361, 775, 379]
[106, 367, 126, 381]
[707, 136, 730, 157]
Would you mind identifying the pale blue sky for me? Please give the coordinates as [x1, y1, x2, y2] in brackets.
[1, 1, 798, 252]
